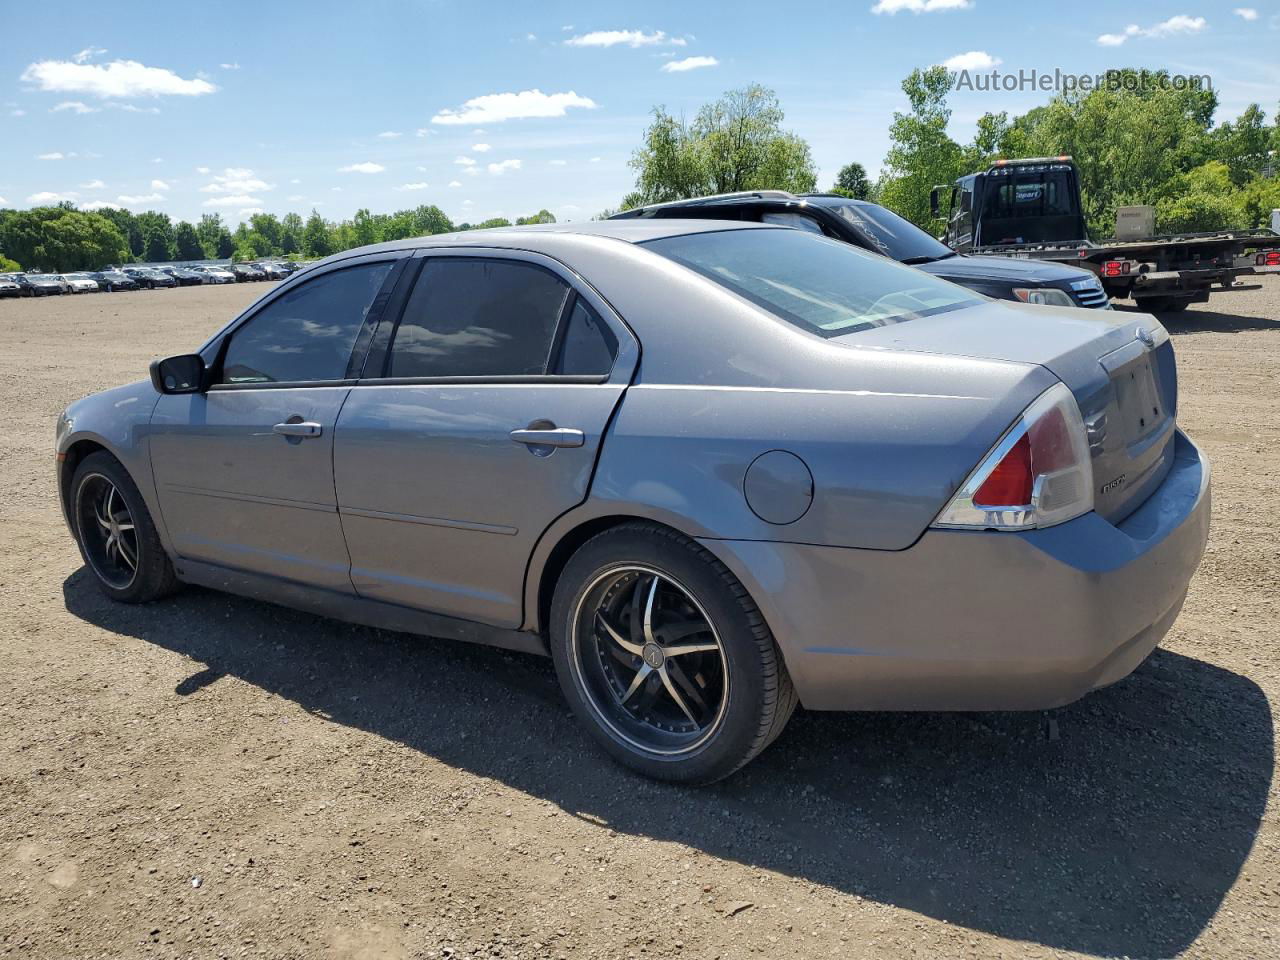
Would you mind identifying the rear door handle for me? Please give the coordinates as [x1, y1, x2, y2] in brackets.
[509, 427, 585, 448]
[273, 421, 323, 438]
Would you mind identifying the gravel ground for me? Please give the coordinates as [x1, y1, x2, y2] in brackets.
[0, 279, 1277, 960]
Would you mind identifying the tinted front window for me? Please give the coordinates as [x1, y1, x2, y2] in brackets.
[826, 201, 953, 262]
[219, 261, 393, 384]
[645, 228, 979, 338]
[388, 258, 570, 378]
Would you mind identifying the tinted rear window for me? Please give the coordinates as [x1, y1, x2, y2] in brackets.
[826, 201, 954, 262]
[643, 228, 979, 338]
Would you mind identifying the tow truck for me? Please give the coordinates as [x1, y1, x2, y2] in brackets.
[932, 156, 1280, 312]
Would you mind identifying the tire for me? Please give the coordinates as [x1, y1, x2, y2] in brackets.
[70, 451, 179, 603]
[549, 522, 797, 784]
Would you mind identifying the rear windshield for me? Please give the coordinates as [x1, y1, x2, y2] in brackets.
[826, 201, 953, 262]
[643, 228, 980, 338]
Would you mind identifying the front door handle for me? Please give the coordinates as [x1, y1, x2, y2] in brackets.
[509, 427, 585, 448]
[273, 420, 323, 438]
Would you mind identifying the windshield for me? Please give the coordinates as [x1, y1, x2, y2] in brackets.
[981, 171, 1077, 220]
[644, 228, 979, 338]
[825, 201, 953, 262]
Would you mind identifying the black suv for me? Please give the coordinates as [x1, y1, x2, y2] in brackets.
[612, 191, 1111, 310]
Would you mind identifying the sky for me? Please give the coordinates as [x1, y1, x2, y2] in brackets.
[1, 0, 1277, 227]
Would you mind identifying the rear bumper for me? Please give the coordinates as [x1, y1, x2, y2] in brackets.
[703, 430, 1210, 711]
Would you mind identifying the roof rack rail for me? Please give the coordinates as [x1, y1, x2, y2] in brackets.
[636, 190, 798, 211]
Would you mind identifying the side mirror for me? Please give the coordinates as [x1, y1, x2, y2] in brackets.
[929, 187, 942, 219]
[150, 354, 207, 395]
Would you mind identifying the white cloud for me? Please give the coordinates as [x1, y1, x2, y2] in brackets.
[525, 33, 537, 41]
[195, 166, 210, 174]
[1234, 8, 1258, 20]
[290, 178, 301, 184]
[941, 50, 1003, 71]
[80, 179, 105, 189]
[72, 47, 108, 64]
[52, 100, 98, 114]
[549, 159, 568, 166]
[20, 58, 217, 98]
[37, 152, 65, 160]
[0, 196, 6, 204]
[487, 158, 522, 175]
[432, 89, 597, 125]
[238, 207, 262, 217]
[151, 179, 170, 191]
[396, 182, 430, 191]
[1098, 16, 1206, 46]
[331, 187, 343, 192]
[220, 62, 241, 70]
[589, 156, 602, 163]
[462, 200, 474, 207]
[454, 155, 476, 167]
[10, 108, 25, 117]
[82, 200, 122, 211]
[112, 103, 161, 115]
[448, 180, 462, 187]
[200, 168, 274, 194]
[661, 56, 719, 73]
[871, 0, 971, 12]
[472, 142, 491, 152]
[377, 130, 402, 138]
[202, 194, 261, 207]
[565, 29, 685, 48]
[338, 161, 385, 173]
[287, 194, 305, 202]
[117, 193, 165, 204]
[151, 157, 163, 163]
[27, 191, 77, 204]
[415, 128, 432, 137]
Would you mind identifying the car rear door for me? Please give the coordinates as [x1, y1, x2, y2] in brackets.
[332, 249, 638, 628]
[149, 254, 405, 591]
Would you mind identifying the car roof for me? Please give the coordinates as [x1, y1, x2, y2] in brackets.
[310, 218, 782, 267]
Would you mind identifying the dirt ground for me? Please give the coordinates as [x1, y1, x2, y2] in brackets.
[1, 278, 1277, 960]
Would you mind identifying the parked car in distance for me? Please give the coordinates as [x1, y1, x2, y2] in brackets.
[253, 261, 290, 280]
[124, 267, 177, 290]
[0, 275, 21, 298]
[189, 265, 236, 284]
[158, 266, 206, 287]
[88, 270, 140, 292]
[613, 192, 1112, 309]
[57, 221, 1210, 784]
[63, 273, 103, 294]
[22, 274, 67, 296]
[229, 263, 266, 281]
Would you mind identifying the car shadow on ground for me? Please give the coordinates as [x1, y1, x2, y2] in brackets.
[1114, 300, 1280, 334]
[64, 572, 1273, 959]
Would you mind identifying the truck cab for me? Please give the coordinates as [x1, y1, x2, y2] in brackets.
[935, 158, 1088, 252]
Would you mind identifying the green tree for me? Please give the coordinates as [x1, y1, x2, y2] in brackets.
[516, 209, 557, 225]
[473, 217, 513, 229]
[302, 210, 334, 258]
[831, 162, 871, 199]
[280, 212, 303, 255]
[174, 220, 204, 260]
[0, 207, 129, 271]
[136, 211, 175, 262]
[96, 207, 142, 259]
[1155, 160, 1248, 233]
[876, 66, 966, 228]
[196, 213, 226, 258]
[249, 213, 284, 255]
[0, 254, 20, 271]
[627, 84, 817, 205]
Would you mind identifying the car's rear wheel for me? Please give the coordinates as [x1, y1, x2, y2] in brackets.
[71, 452, 178, 603]
[550, 523, 796, 784]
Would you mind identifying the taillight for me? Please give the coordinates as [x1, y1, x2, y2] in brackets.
[1257, 251, 1280, 267]
[932, 383, 1094, 531]
[1102, 259, 1132, 277]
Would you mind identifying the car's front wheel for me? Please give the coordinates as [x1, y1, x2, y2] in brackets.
[549, 523, 796, 784]
[71, 452, 178, 603]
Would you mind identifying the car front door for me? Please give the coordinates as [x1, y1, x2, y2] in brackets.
[333, 250, 637, 628]
[149, 255, 404, 591]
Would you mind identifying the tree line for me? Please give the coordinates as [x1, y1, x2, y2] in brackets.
[0, 203, 557, 273]
[621, 72, 1280, 237]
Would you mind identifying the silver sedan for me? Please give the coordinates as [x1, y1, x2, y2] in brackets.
[56, 220, 1210, 783]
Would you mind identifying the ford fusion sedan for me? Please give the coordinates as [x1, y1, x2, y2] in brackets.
[613, 192, 1111, 309]
[56, 221, 1209, 784]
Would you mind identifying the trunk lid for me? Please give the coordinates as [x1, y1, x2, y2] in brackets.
[838, 300, 1177, 523]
